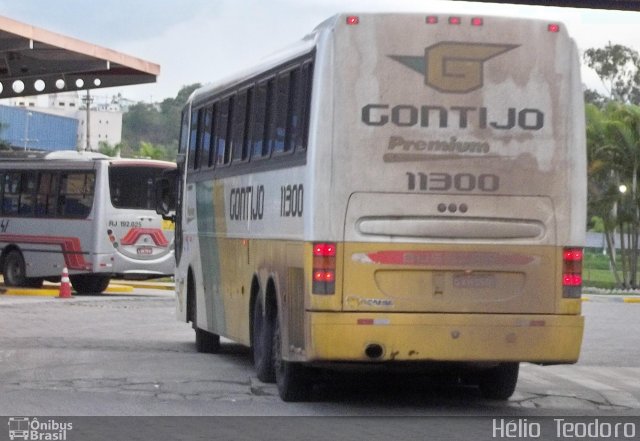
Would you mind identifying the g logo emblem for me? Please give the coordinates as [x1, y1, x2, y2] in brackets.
[390, 42, 518, 93]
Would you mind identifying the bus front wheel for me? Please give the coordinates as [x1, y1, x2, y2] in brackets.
[478, 362, 519, 400]
[69, 274, 111, 294]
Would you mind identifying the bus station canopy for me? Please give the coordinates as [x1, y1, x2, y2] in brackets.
[0, 14, 159, 99]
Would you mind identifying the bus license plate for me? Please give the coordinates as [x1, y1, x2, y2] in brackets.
[453, 273, 496, 289]
[137, 246, 153, 255]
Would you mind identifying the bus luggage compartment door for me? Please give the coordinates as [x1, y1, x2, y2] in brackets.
[342, 192, 558, 314]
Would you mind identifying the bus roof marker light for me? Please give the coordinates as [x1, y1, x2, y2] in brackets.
[471, 17, 483, 26]
[426, 16, 438, 24]
[346, 16, 359, 25]
[548, 23, 560, 33]
[448, 16, 461, 25]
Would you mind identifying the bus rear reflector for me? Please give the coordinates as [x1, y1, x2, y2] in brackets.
[562, 247, 583, 298]
[448, 16, 461, 25]
[426, 16, 438, 24]
[313, 242, 336, 295]
[471, 17, 483, 26]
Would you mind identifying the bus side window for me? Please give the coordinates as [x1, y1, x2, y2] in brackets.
[2, 172, 21, 215]
[202, 104, 214, 168]
[215, 98, 230, 166]
[35, 172, 58, 217]
[272, 72, 291, 155]
[287, 66, 303, 153]
[187, 109, 199, 170]
[232, 90, 250, 163]
[251, 80, 269, 160]
[60, 172, 95, 218]
[299, 60, 313, 151]
[18, 172, 36, 216]
[178, 110, 189, 155]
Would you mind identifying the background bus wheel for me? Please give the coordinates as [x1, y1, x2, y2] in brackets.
[478, 362, 519, 400]
[252, 297, 275, 383]
[195, 328, 220, 354]
[274, 316, 311, 402]
[2, 249, 31, 287]
[69, 275, 111, 294]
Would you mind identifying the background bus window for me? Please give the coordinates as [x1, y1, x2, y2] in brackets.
[35, 172, 59, 217]
[109, 166, 169, 210]
[2, 172, 21, 215]
[60, 172, 95, 218]
[18, 172, 37, 216]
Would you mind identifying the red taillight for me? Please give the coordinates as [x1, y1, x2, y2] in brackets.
[563, 249, 583, 261]
[563, 247, 583, 298]
[313, 270, 335, 283]
[313, 242, 337, 295]
[426, 16, 438, 24]
[471, 17, 483, 26]
[313, 243, 336, 257]
[548, 23, 560, 33]
[448, 16, 461, 25]
[346, 16, 359, 25]
[563, 274, 582, 286]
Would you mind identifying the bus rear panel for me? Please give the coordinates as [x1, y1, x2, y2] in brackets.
[301, 14, 585, 366]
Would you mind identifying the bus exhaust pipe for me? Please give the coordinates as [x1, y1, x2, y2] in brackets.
[364, 343, 384, 359]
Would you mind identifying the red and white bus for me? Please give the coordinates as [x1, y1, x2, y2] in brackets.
[0, 150, 175, 294]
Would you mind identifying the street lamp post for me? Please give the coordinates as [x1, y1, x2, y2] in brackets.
[23, 111, 32, 151]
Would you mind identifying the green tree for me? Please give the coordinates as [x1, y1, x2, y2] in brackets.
[588, 103, 640, 287]
[121, 83, 200, 160]
[583, 43, 640, 104]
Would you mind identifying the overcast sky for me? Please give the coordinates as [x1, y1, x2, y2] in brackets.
[0, 0, 638, 102]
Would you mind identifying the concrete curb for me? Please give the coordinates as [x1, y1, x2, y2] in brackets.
[581, 294, 640, 303]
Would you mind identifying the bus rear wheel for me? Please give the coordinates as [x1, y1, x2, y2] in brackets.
[273, 315, 311, 402]
[69, 274, 111, 294]
[252, 297, 275, 383]
[478, 362, 519, 400]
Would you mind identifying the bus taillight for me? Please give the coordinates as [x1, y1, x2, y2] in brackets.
[548, 23, 560, 33]
[312, 242, 336, 295]
[562, 247, 583, 298]
[346, 16, 359, 25]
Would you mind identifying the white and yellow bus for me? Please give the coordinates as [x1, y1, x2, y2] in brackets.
[160, 13, 586, 401]
[0, 150, 175, 293]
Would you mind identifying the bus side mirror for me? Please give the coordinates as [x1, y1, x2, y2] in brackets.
[155, 169, 177, 222]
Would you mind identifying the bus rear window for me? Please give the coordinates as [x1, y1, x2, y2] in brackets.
[109, 165, 169, 210]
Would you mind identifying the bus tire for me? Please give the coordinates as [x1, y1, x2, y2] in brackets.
[69, 275, 111, 294]
[252, 297, 275, 383]
[478, 362, 519, 400]
[3, 249, 28, 287]
[274, 315, 311, 402]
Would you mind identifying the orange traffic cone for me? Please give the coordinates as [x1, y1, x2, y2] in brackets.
[58, 267, 72, 298]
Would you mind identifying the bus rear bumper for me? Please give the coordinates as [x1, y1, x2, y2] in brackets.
[307, 312, 584, 364]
